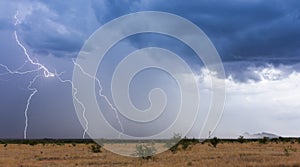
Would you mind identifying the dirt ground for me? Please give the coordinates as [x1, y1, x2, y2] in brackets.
[1, 142, 300, 167]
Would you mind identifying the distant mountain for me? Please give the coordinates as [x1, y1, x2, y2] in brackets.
[243, 132, 279, 139]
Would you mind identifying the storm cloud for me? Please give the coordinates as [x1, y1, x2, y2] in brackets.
[0, 0, 300, 138]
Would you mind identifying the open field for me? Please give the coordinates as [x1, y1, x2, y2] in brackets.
[1, 139, 300, 167]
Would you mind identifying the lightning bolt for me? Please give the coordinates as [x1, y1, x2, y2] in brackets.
[54, 71, 88, 138]
[13, 11, 54, 139]
[14, 31, 54, 78]
[0, 11, 89, 139]
[0, 10, 124, 139]
[73, 61, 125, 138]
[23, 75, 42, 139]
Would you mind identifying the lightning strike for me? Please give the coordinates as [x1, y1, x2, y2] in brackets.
[55, 71, 88, 139]
[23, 75, 42, 139]
[73, 60, 125, 138]
[4, 11, 55, 139]
[0, 10, 122, 139]
[0, 11, 90, 139]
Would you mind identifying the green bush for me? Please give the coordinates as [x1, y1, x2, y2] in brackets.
[134, 143, 156, 160]
[90, 144, 102, 153]
[209, 137, 220, 148]
[165, 135, 198, 153]
[179, 138, 198, 150]
[238, 136, 245, 144]
[270, 138, 279, 144]
[164, 133, 181, 153]
[29, 141, 38, 146]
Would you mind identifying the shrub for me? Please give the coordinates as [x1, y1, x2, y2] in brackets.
[165, 134, 198, 153]
[164, 133, 181, 153]
[90, 144, 102, 153]
[134, 142, 156, 160]
[179, 138, 198, 150]
[29, 141, 38, 146]
[278, 137, 289, 143]
[271, 138, 279, 144]
[238, 136, 245, 144]
[209, 137, 220, 148]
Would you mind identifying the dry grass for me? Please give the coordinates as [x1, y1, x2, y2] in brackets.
[0, 142, 300, 167]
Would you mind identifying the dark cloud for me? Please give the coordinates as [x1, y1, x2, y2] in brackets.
[135, 0, 300, 63]
[86, 0, 300, 67]
[10, 0, 99, 58]
[223, 61, 298, 83]
[91, 0, 141, 23]
[23, 29, 84, 57]
[87, 0, 300, 82]
[4, 0, 299, 63]
[1, 0, 300, 139]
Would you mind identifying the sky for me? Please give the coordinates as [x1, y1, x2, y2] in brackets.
[0, 0, 300, 139]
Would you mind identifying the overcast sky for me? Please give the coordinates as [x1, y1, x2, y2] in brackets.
[0, 0, 300, 139]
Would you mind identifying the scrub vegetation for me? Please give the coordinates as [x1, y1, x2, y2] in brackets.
[0, 138, 300, 166]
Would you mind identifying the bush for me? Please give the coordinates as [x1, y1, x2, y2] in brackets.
[134, 142, 156, 160]
[278, 137, 289, 143]
[238, 136, 245, 144]
[179, 138, 198, 150]
[271, 138, 279, 144]
[165, 134, 198, 153]
[164, 133, 181, 153]
[29, 141, 38, 146]
[90, 144, 101, 153]
[209, 137, 220, 148]
[22, 140, 38, 146]
[169, 142, 179, 153]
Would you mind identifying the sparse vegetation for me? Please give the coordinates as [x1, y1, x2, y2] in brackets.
[165, 134, 198, 153]
[164, 133, 181, 153]
[1, 138, 300, 166]
[89, 144, 101, 153]
[134, 142, 156, 160]
[237, 136, 245, 144]
[23, 140, 38, 146]
[180, 138, 199, 150]
[209, 137, 220, 148]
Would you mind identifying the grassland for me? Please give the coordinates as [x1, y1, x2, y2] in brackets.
[0, 138, 300, 167]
